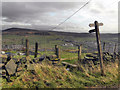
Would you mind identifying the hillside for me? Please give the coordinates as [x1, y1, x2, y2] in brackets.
[2, 28, 118, 38]
[2, 59, 118, 88]
[2, 27, 119, 88]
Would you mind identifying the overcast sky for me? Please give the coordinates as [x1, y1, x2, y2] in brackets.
[1, 0, 119, 33]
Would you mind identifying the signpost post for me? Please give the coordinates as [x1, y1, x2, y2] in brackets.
[89, 21, 105, 76]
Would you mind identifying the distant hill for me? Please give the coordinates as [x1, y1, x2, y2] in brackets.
[2, 28, 50, 35]
[2, 28, 118, 38]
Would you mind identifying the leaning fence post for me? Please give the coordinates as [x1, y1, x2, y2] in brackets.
[34, 42, 38, 58]
[26, 39, 29, 56]
[78, 44, 82, 62]
[55, 45, 60, 59]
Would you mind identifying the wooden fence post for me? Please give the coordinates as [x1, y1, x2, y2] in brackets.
[89, 21, 105, 76]
[21, 38, 24, 45]
[55, 45, 60, 59]
[78, 45, 82, 62]
[34, 42, 38, 58]
[113, 43, 117, 59]
[103, 42, 106, 52]
[108, 43, 111, 53]
[26, 39, 29, 56]
[114, 43, 117, 54]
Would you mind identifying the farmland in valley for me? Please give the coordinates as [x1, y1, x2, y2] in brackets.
[1, 28, 119, 88]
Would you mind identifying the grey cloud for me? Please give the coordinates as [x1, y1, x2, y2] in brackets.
[90, 9, 101, 14]
[2, 2, 82, 22]
[2, 2, 84, 30]
[89, 2, 105, 14]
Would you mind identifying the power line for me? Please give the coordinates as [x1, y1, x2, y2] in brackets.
[106, 0, 119, 7]
[50, 0, 91, 31]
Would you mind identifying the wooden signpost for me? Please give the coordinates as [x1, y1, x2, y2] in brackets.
[89, 21, 105, 76]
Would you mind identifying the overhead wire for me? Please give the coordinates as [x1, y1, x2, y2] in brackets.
[49, 0, 118, 32]
[50, 0, 92, 31]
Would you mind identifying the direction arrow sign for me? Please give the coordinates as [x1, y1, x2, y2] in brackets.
[89, 23, 103, 27]
[89, 29, 96, 33]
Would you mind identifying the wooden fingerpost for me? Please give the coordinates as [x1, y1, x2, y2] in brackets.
[89, 21, 105, 76]
[103, 42, 106, 52]
[34, 42, 38, 58]
[55, 45, 60, 59]
[78, 45, 82, 62]
[26, 39, 29, 56]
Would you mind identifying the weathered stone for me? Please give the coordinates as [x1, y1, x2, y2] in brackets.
[26, 56, 32, 61]
[5, 59, 17, 75]
[39, 55, 46, 61]
[14, 58, 18, 62]
[62, 62, 78, 68]
[46, 55, 57, 60]
[27, 64, 34, 71]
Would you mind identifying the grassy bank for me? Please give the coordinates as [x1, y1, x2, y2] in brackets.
[2, 60, 118, 88]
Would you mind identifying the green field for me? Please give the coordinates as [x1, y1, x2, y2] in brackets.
[2, 33, 119, 88]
